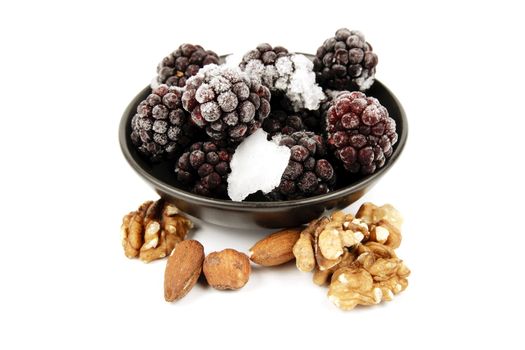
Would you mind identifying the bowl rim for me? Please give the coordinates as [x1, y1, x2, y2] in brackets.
[119, 80, 407, 211]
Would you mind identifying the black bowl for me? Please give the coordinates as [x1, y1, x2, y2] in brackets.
[119, 67, 407, 229]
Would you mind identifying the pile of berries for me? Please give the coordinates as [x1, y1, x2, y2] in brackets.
[129, 29, 399, 200]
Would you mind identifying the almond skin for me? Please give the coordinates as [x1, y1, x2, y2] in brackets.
[164, 240, 204, 302]
[203, 249, 251, 290]
[249, 228, 302, 266]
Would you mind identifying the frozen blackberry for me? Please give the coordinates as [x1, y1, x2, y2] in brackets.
[266, 131, 336, 200]
[265, 93, 324, 136]
[326, 91, 398, 175]
[182, 64, 271, 143]
[154, 44, 220, 88]
[262, 108, 321, 137]
[130, 84, 201, 161]
[239, 43, 291, 90]
[175, 141, 233, 198]
[313, 28, 378, 91]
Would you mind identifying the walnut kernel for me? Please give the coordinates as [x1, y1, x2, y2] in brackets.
[121, 199, 193, 263]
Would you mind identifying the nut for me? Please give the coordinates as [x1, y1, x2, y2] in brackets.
[312, 250, 357, 286]
[121, 199, 193, 263]
[327, 241, 410, 310]
[318, 212, 365, 260]
[203, 249, 251, 290]
[313, 217, 342, 271]
[356, 202, 403, 248]
[312, 267, 332, 286]
[309, 212, 366, 270]
[292, 220, 317, 272]
[375, 220, 402, 249]
[328, 268, 381, 310]
[164, 240, 204, 302]
[249, 228, 302, 266]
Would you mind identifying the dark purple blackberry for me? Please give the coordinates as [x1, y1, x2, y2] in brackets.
[313, 28, 378, 91]
[266, 131, 336, 200]
[239, 43, 289, 69]
[130, 85, 201, 161]
[326, 91, 398, 175]
[264, 93, 324, 136]
[262, 108, 322, 137]
[175, 141, 233, 198]
[182, 65, 271, 143]
[154, 44, 220, 88]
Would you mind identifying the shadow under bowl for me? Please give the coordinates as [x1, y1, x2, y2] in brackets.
[119, 75, 407, 229]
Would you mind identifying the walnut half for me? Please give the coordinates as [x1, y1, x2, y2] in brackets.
[121, 199, 193, 263]
[328, 241, 410, 310]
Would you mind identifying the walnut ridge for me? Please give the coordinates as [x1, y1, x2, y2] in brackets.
[121, 199, 193, 263]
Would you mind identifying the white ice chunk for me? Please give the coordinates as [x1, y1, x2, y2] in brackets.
[286, 54, 326, 111]
[227, 129, 291, 201]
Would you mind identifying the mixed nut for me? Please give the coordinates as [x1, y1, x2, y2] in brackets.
[121, 200, 410, 311]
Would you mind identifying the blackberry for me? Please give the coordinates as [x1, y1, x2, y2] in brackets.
[239, 43, 291, 90]
[262, 108, 321, 137]
[267, 131, 336, 200]
[154, 44, 220, 88]
[264, 93, 324, 136]
[182, 64, 271, 143]
[175, 141, 233, 198]
[313, 28, 378, 91]
[130, 85, 201, 161]
[326, 91, 398, 175]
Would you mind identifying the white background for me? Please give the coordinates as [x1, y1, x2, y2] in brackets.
[1, 1, 524, 349]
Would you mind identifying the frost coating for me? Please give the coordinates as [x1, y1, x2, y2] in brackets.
[287, 54, 326, 111]
[241, 52, 325, 112]
[227, 129, 291, 201]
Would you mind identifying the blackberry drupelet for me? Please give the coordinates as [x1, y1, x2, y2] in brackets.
[175, 141, 234, 198]
[154, 44, 220, 88]
[130, 84, 201, 161]
[313, 28, 378, 91]
[266, 131, 336, 200]
[182, 64, 271, 143]
[326, 91, 398, 175]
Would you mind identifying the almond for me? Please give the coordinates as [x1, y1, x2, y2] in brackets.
[164, 240, 204, 302]
[203, 249, 251, 290]
[249, 228, 302, 266]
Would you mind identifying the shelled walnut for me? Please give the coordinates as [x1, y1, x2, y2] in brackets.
[121, 199, 193, 263]
[293, 212, 367, 272]
[292, 203, 410, 311]
[328, 241, 410, 310]
[357, 202, 403, 248]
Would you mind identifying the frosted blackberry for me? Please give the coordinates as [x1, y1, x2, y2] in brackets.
[326, 91, 398, 175]
[262, 108, 321, 137]
[240, 47, 325, 111]
[130, 85, 200, 161]
[182, 64, 271, 143]
[266, 131, 336, 200]
[264, 93, 324, 136]
[154, 44, 220, 88]
[239, 43, 290, 89]
[175, 141, 233, 198]
[313, 28, 378, 91]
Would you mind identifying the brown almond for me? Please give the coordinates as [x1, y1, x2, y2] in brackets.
[164, 240, 204, 302]
[203, 249, 251, 290]
[249, 228, 302, 266]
